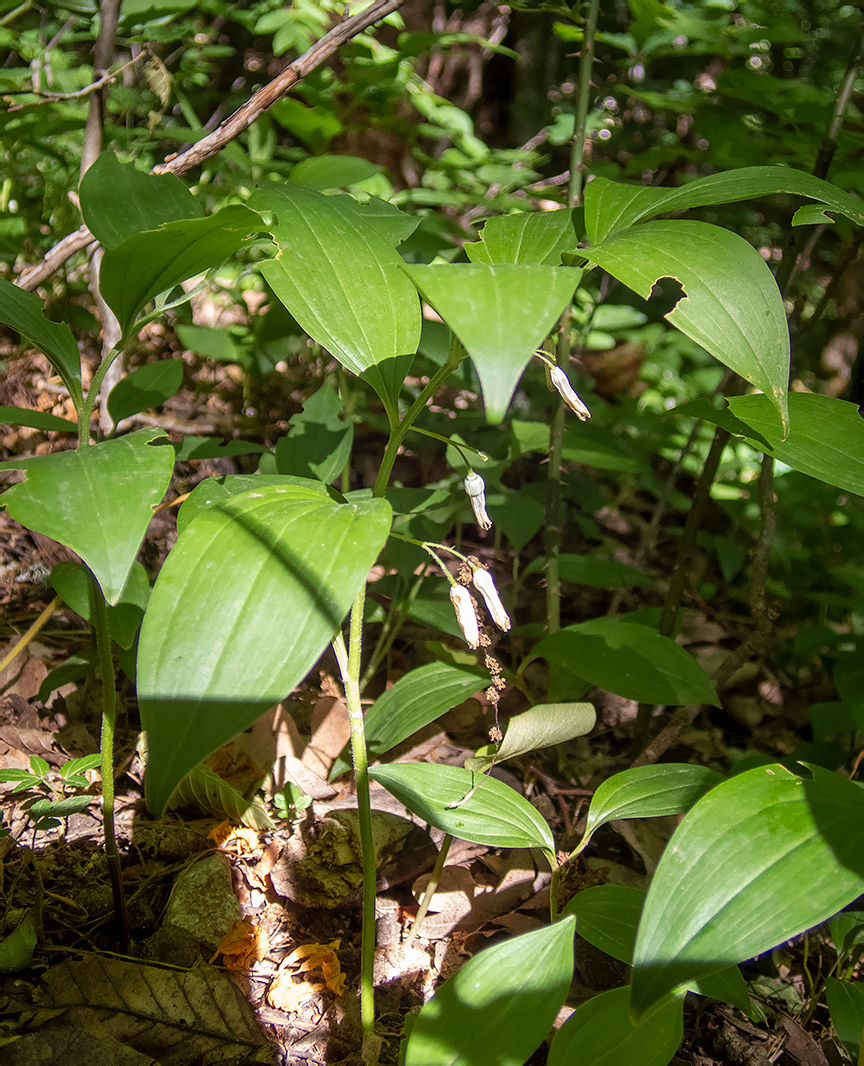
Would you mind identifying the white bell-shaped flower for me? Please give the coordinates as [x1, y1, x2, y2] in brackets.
[472, 568, 511, 632]
[550, 365, 591, 421]
[463, 471, 492, 531]
[449, 585, 480, 649]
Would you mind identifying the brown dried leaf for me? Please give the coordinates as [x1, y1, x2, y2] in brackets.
[216, 917, 268, 972]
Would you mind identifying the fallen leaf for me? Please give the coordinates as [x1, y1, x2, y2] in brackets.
[208, 820, 259, 854]
[216, 917, 268, 972]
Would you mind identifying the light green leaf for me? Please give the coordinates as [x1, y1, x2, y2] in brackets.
[585, 167, 864, 244]
[289, 154, 382, 191]
[583, 221, 789, 433]
[369, 762, 556, 861]
[406, 917, 576, 1066]
[523, 554, 652, 589]
[107, 358, 184, 426]
[402, 263, 582, 423]
[176, 474, 334, 534]
[466, 702, 596, 772]
[547, 987, 683, 1066]
[51, 560, 150, 650]
[101, 205, 262, 336]
[250, 185, 420, 422]
[0, 406, 77, 432]
[631, 764, 864, 1018]
[168, 763, 273, 830]
[465, 209, 577, 265]
[577, 764, 725, 855]
[270, 381, 353, 484]
[0, 279, 82, 405]
[79, 151, 202, 250]
[529, 619, 720, 707]
[0, 430, 173, 604]
[176, 323, 242, 364]
[138, 485, 391, 815]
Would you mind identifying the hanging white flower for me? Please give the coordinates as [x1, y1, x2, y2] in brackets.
[472, 567, 511, 632]
[550, 365, 591, 421]
[449, 585, 480, 649]
[463, 471, 492, 532]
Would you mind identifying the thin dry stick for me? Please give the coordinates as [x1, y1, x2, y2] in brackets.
[16, 0, 404, 292]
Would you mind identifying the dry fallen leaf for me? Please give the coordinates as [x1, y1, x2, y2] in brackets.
[208, 820, 259, 854]
[216, 917, 268, 971]
[266, 940, 346, 1011]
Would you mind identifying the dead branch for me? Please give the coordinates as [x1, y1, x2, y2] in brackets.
[16, 0, 404, 292]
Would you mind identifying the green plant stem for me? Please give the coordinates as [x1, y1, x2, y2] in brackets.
[89, 568, 130, 953]
[359, 570, 425, 692]
[543, 0, 599, 640]
[78, 344, 124, 445]
[403, 833, 452, 948]
[372, 340, 463, 498]
[332, 591, 376, 1039]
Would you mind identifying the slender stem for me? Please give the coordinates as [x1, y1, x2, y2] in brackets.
[89, 569, 130, 953]
[333, 590, 376, 1038]
[78, 344, 124, 446]
[403, 834, 453, 948]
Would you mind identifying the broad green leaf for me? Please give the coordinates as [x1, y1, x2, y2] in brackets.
[312, 193, 420, 247]
[168, 763, 273, 830]
[176, 474, 335, 533]
[369, 762, 556, 861]
[0, 406, 77, 432]
[250, 185, 420, 422]
[175, 323, 243, 364]
[547, 987, 683, 1066]
[0, 279, 82, 405]
[826, 977, 864, 1062]
[269, 381, 353, 484]
[564, 886, 750, 1013]
[51, 560, 150, 650]
[523, 554, 652, 589]
[406, 917, 576, 1066]
[289, 154, 382, 190]
[107, 358, 184, 426]
[138, 485, 391, 815]
[583, 221, 789, 433]
[362, 661, 485, 759]
[576, 764, 725, 855]
[402, 263, 583, 423]
[79, 152, 201, 250]
[0, 911, 37, 975]
[173, 437, 270, 462]
[465, 209, 577, 265]
[100, 205, 262, 336]
[466, 702, 596, 772]
[585, 167, 864, 244]
[631, 764, 864, 1018]
[529, 619, 720, 708]
[0, 430, 173, 604]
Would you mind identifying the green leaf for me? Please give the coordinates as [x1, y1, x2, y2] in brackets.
[29, 795, 94, 817]
[173, 437, 270, 462]
[79, 151, 202, 250]
[0, 279, 82, 405]
[269, 381, 353, 484]
[107, 358, 184, 426]
[168, 763, 273, 830]
[289, 154, 382, 190]
[466, 702, 596, 772]
[826, 977, 864, 1062]
[0, 406, 77, 432]
[577, 764, 725, 855]
[631, 764, 864, 1018]
[369, 762, 556, 861]
[51, 560, 150, 650]
[523, 554, 652, 589]
[175, 323, 243, 364]
[138, 485, 391, 815]
[406, 917, 576, 1066]
[529, 619, 720, 707]
[176, 474, 335, 534]
[547, 987, 683, 1066]
[250, 185, 420, 423]
[465, 209, 577, 265]
[0, 911, 37, 975]
[402, 263, 583, 423]
[585, 167, 864, 244]
[100, 205, 262, 336]
[0, 430, 174, 604]
[583, 221, 789, 433]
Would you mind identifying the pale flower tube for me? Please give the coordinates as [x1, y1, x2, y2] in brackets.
[550, 365, 591, 421]
[463, 471, 492, 531]
[472, 568, 511, 632]
[449, 585, 480, 649]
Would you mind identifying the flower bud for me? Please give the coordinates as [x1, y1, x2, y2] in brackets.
[550, 365, 591, 421]
[449, 585, 480, 649]
[472, 567, 511, 632]
[463, 471, 492, 532]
